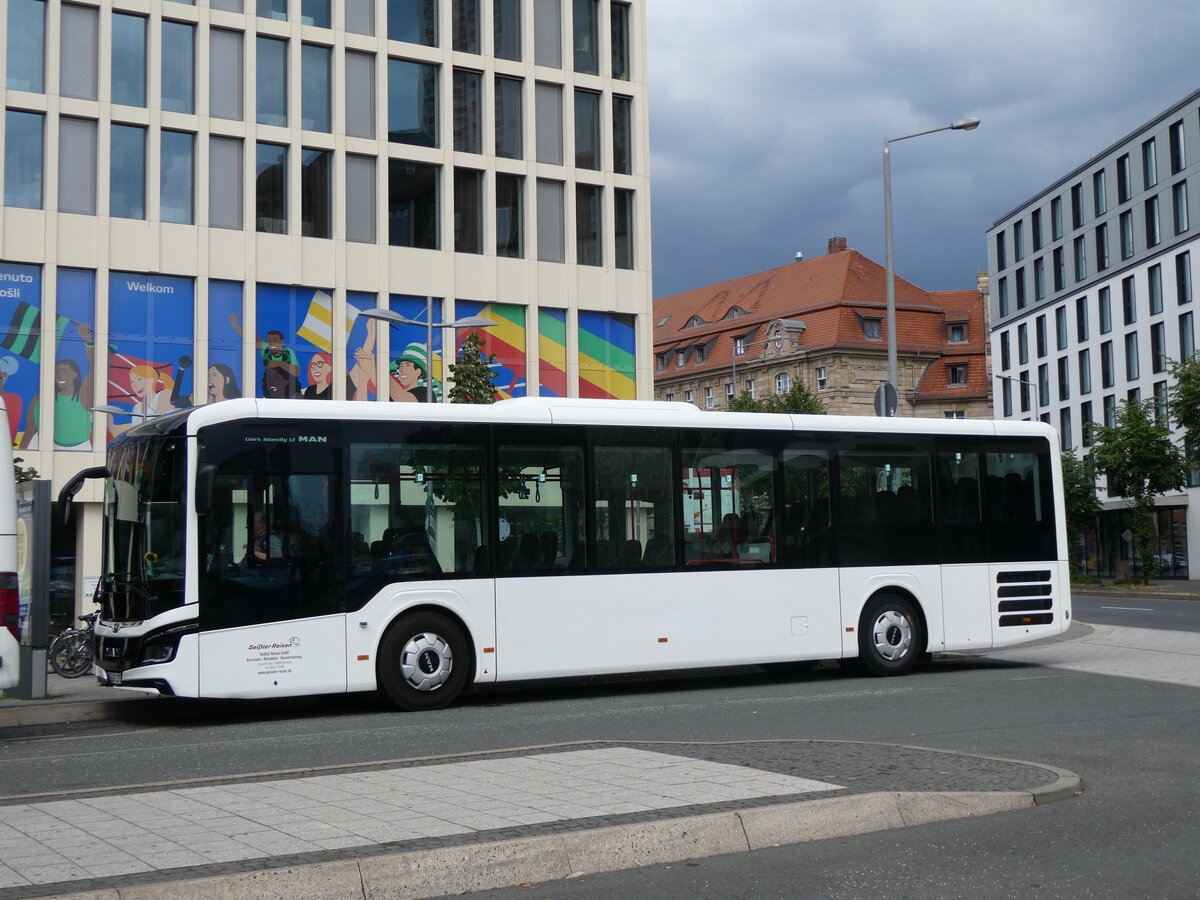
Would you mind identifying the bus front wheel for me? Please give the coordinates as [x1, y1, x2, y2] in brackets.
[858, 595, 924, 676]
[378, 612, 470, 711]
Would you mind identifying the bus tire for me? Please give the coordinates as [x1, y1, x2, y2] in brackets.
[858, 594, 924, 676]
[377, 612, 470, 711]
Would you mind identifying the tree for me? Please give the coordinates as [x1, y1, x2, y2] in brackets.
[1060, 452, 1100, 570]
[1090, 398, 1188, 583]
[13, 456, 37, 483]
[447, 332, 499, 404]
[1168, 353, 1200, 469]
[727, 381, 825, 414]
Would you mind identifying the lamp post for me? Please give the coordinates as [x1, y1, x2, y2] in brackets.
[883, 116, 980, 415]
[995, 372, 1039, 421]
[360, 302, 496, 402]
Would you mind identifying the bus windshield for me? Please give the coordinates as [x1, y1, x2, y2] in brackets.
[101, 434, 187, 622]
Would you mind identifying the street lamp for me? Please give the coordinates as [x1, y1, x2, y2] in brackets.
[360, 301, 497, 402]
[883, 116, 980, 415]
[995, 372, 1040, 421]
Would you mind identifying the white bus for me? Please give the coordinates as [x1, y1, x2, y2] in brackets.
[78, 398, 1070, 710]
[0, 397, 20, 692]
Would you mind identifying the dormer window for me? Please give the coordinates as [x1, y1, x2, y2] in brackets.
[686, 315, 706, 328]
[734, 336, 746, 356]
[859, 316, 882, 340]
[947, 364, 968, 386]
[675, 349, 686, 368]
[948, 323, 967, 343]
[695, 344, 707, 364]
[723, 306, 746, 319]
[656, 354, 667, 372]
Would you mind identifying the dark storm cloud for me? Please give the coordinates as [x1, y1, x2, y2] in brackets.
[648, 0, 1200, 298]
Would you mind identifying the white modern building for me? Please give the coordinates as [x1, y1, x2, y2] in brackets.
[988, 88, 1200, 578]
[0, 0, 652, 625]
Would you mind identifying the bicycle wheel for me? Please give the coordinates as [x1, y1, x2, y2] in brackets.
[50, 631, 93, 678]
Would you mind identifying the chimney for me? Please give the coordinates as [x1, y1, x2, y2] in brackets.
[827, 236, 847, 255]
[794, 251, 804, 262]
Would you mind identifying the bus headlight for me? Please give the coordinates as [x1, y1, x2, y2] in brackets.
[140, 641, 177, 665]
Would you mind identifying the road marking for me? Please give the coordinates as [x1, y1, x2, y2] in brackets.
[1101, 606, 1154, 611]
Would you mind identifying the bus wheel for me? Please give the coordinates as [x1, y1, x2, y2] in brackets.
[858, 595, 924, 676]
[378, 613, 469, 711]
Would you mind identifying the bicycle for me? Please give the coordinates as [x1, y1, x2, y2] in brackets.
[48, 612, 97, 679]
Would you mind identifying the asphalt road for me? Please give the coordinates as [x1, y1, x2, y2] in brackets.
[3, 612, 1199, 897]
[1073, 590, 1200, 631]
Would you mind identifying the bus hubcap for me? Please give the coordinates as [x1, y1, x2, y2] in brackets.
[400, 632, 453, 691]
[872, 610, 912, 661]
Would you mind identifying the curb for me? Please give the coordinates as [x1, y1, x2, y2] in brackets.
[38, 784, 1077, 900]
[0, 699, 145, 729]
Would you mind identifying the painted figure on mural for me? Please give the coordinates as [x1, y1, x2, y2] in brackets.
[127, 365, 176, 418]
[21, 322, 94, 450]
[302, 352, 334, 399]
[228, 314, 302, 398]
[390, 343, 440, 402]
[207, 363, 241, 402]
[0, 356, 22, 444]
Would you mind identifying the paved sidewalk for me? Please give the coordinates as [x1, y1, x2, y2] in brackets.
[1071, 578, 1200, 600]
[0, 740, 1079, 900]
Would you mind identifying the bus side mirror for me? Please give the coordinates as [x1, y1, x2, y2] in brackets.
[195, 463, 217, 516]
[56, 466, 108, 527]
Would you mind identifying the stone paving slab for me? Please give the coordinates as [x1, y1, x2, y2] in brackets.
[0, 740, 1078, 900]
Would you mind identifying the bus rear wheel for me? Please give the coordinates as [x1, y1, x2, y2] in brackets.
[378, 612, 469, 711]
[858, 595, 924, 676]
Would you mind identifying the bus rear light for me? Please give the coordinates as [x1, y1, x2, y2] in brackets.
[357, 654, 369, 660]
[658, 637, 668, 643]
[0, 573, 18, 641]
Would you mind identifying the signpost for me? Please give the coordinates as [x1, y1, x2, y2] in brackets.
[874, 382, 898, 417]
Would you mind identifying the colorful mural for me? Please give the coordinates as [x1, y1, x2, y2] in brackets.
[0, 262, 42, 447]
[245, 285, 344, 399]
[578, 311, 636, 400]
[376, 295, 443, 403]
[457, 301, 527, 399]
[537, 308, 567, 398]
[207, 282, 244, 402]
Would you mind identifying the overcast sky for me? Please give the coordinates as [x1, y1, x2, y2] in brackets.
[646, 0, 1200, 299]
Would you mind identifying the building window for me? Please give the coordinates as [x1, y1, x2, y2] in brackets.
[573, 0, 598, 74]
[256, 37, 288, 127]
[1073, 236, 1086, 281]
[1125, 333, 1140, 380]
[860, 317, 882, 340]
[655, 355, 666, 373]
[536, 178, 564, 262]
[1076, 296, 1089, 341]
[1150, 264, 1164, 314]
[534, 0, 561, 68]
[1103, 395, 1116, 427]
[1120, 210, 1134, 259]
[1034, 257, 1046, 300]
[1035, 315, 1047, 357]
[1180, 312, 1195, 360]
[7, 0, 45, 93]
[704, 386, 714, 409]
[664, 392, 674, 402]
[258, 0, 287, 21]
[1017, 322, 1028, 364]
[345, 153, 376, 243]
[775, 372, 791, 393]
[1056, 356, 1069, 401]
[675, 349, 685, 368]
[209, 136, 243, 229]
[816, 366, 827, 390]
[210, 29, 243, 121]
[1178, 251, 1193, 305]
[1117, 153, 1131, 203]
[1151, 322, 1166, 373]
[1052, 248, 1064, 292]
[1070, 183, 1083, 229]
[301, 147, 331, 238]
[496, 172, 523, 258]
[1059, 408, 1072, 451]
[388, 159, 439, 249]
[1056, 307, 1068, 350]
[1128, 387, 1141, 404]
[1155, 381, 1169, 423]
[1013, 220, 1024, 260]
[346, 0, 375, 33]
[1170, 119, 1186, 174]
[255, 142, 287, 234]
[4, 110, 42, 209]
[611, 2, 631, 79]
[1122, 275, 1137, 325]
[574, 89, 600, 169]
[58, 117, 96, 214]
[1051, 196, 1063, 240]
[345, 51, 376, 139]
[1095, 223, 1109, 271]
[1019, 369, 1030, 413]
[535, 81, 563, 164]
[995, 232, 1007, 270]
[746, 379, 755, 399]
[948, 323, 966, 343]
[576, 183, 602, 266]
[734, 337, 746, 357]
[1000, 332, 1011, 370]
[389, 59, 439, 147]
[388, 0, 438, 46]
[945, 410, 965, 420]
[1143, 137, 1158, 188]
[1093, 170, 1106, 215]
[1078, 348, 1091, 395]
[613, 95, 633, 175]
[453, 0, 480, 53]
[1031, 208, 1043, 251]
[947, 364, 967, 387]
[614, 188, 634, 270]
[1145, 196, 1161, 247]
[112, 13, 146, 108]
[1015, 267, 1026, 309]
[1037, 364, 1049, 407]
[1099, 286, 1112, 333]
[725, 382, 735, 401]
[161, 21, 195, 114]
[1001, 378, 1012, 417]
[301, 44, 332, 133]
[1100, 341, 1114, 388]
[1081, 401, 1093, 447]
[453, 68, 483, 153]
[302, 0, 331, 27]
[1174, 182, 1189, 234]
[160, 130, 194, 225]
[453, 168, 482, 252]
[60, 3, 98, 101]
[494, 0, 521, 61]
[495, 76, 523, 159]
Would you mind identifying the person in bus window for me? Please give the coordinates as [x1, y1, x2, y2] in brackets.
[247, 513, 283, 561]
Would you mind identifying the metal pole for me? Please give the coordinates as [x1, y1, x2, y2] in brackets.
[883, 140, 898, 407]
[425, 296, 435, 401]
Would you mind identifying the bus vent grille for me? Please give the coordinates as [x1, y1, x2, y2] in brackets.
[995, 570, 1054, 626]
